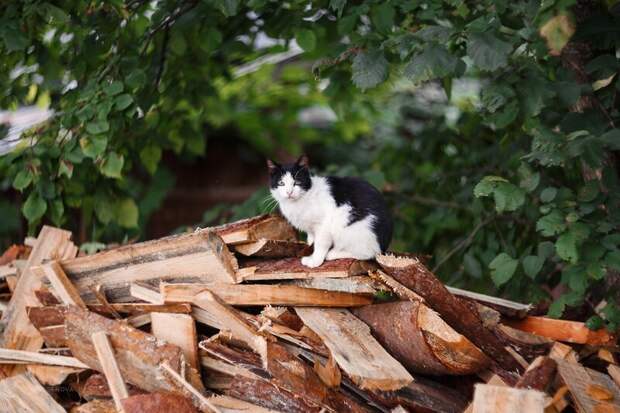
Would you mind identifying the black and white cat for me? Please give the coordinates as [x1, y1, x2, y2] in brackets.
[267, 156, 393, 268]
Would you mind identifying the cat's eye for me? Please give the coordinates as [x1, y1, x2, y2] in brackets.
[278, 180, 284, 186]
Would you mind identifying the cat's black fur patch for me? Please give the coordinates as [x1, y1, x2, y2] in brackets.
[326, 176, 393, 252]
[268, 160, 312, 191]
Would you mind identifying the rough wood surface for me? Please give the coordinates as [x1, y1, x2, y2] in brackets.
[353, 301, 489, 375]
[368, 269, 424, 301]
[160, 362, 219, 413]
[445, 286, 532, 318]
[515, 356, 557, 391]
[295, 307, 413, 391]
[161, 283, 373, 307]
[376, 254, 523, 381]
[62, 230, 238, 303]
[76, 373, 144, 401]
[121, 392, 199, 413]
[0, 371, 66, 413]
[27, 364, 83, 386]
[608, 365, 620, 389]
[91, 331, 129, 412]
[504, 316, 615, 345]
[556, 358, 620, 413]
[64, 306, 183, 393]
[69, 400, 116, 413]
[471, 384, 547, 413]
[151, 312, 199, 369]
[0, 226, 77, 377]
[34, 261, 86, 308]
[0, 348, 89, 368]
[212, 214, 297, 245]
[237, 257, 369, 281]
[130, 283, 163, 304]
[288, 276, 382, 294]
[233, 239, 310, 258]
[208, 395, 283, 413]
[549, 341, 580, 363]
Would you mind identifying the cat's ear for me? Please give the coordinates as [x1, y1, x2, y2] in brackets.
[267, 159, 279, 172]
[297, 155, 309, 168]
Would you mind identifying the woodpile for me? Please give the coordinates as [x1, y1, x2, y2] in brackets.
[0, 214, 618, 412]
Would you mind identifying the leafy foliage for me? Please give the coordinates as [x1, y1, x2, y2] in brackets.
[1, 0, 620, 329]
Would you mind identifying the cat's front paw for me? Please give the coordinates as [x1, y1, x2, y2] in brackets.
[301, 255, 323, 268]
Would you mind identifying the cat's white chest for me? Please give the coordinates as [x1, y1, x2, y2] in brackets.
[279, 199, 323, 232]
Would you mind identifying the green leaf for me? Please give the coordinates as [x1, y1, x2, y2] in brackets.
[586, 315, 604, 331]
[104, 81, 123, 96]
[539, 13, 575, 56]
[80, 135, 108, 158]
[1, 25, 29, 51]
[489, 253, 518, 286]
[170, 31, 187, 55]
[22, 192, 47, 222]
[464, 252, 482, 278]
[86, 120, 110, 135]
[467, 32, 512, 71]
[114, 94, 133, 111]
[405, 45, 461, 84]
[140, 145, 162, 175]
[371, 3, 394, 33]
[201, 28, 222, 52]
[556, 231, 579, 263]
[523, 255, 544, 278]
[101, 152, 124, 179]
[116, 198, 139, 228]
[587, 262, 606, 280]
[13, 169, 33, 191]
[94, 193, 115, 224]
[49, 199, 64, 226]
[58, 160, 74, 179]
[474, 176, 508, 197]
[351, 50, 388, 90]
[295, 29, 316, 52]
[329, 0, 346, 17]
[538, 241, 555, 259]
[125, 70, 146, 88]
[540, 187, 557, 203]
[605, 251, 620, 271]
[213, 0, 239, 17]
[493, 182, 525, 212]
[537, 210, 566, 236]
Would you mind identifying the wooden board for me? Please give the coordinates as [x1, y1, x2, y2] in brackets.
[295, 307, 413, 391]
[234, 239, 311, 258]
[33, 260, 86, 308]
[556, 358, 620, 413]
[161, 283, 373, 307]
[62, 230, 238, 303]
[353, 301, 489, 375]
[208, 395, 283, 413]
[0, 226, 76, 377]
[504, 316, 615, 345]
[0, 348, 88, 369]
[237, 257, 369, 281]
[445, 286, 532, 318]
[472, 384, 546, 413]
[287, 276, 382, 294]
[151, 312, 199, 369]
[212, 214, 297, 245]
[0, 371, 66, 413]
[91, 331, 129, 412]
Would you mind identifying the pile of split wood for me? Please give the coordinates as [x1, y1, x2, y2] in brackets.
[0, 214, 619, 413]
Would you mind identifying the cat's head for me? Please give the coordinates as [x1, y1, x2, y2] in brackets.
[267, 155, 312, 202]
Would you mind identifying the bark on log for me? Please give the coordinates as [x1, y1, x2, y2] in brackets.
[237, 257, 371, 281]
[515, 356, 557, 392]
[233, 239, 311, 258]
[376, 254, 523, 381]
[212, 214, 297, 245]
[0, 371, 66, 413]
[353, 301, 489, 375]
[121, 392, 198, 413]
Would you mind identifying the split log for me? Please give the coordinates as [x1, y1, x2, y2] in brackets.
[159, 362, 219, 413]
[91, 331, 129, 412]
[32, 261, 86, 308]
[288, 276, 383, 294]
[121, 392, 198, 413]
[504, 316, 615, 345]
[212, 214, 297, 245]
[76, 373, 144, 401]
[471, 384, 547, 413]
[27, 364, 83, 386]
[445, 286, 532, 318]
[609, 365, 620, 389]
[376, 254, 523, 381]
[237, 257, 370, 281]
[151, 312, 199, 370]
[0, 348, 89, 369]
[161, 283, 373, 307]
[295, 307, 413, 391]
[64, 306, 183, 393]
[0, 226, 77, 376]
[556, 358, 620, 413]
[368, 269, 424, 301]
[129, 283, 163, 304]
[208, 395, 284, 413]
[70, 400, 116, 413]
[0, 371, 66, 413]
[233, 239, 310, 258]
[0, 244, 30, 266]
[61, 230, 238, 303]
[515, 356, 557, 392]
[495, 324, 553, 361]
[353, 301, 489, 375]
[549, 341, 580, 363]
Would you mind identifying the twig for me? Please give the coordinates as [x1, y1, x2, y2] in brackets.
[432, 215, 494, 273]
[155, 27, 170, 87]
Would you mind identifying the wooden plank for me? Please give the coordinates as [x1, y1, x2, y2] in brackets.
[160, 362, 220, 413]
[62, 230, 238, 303]
[353, 301, 489, 375]
[71, 400, 116, 413]
[295, 307, 413, 391]
[130, 282, 163, 304]
[208, 395, 283, 413]
[34, 260, 86, 308]
[26, 364, 83, 386]
[505, 316, 615, 345]
[212, 214, 297, 245]
[234, 239, 310, 258]
[472, 384, 547, 413]
[121, 392, 199, 413]
[161, 283, 373, 307]
[445, 286, 532, 317]
[0, 371, 66, 413]
[237, 257, 369, 281]
[376, 254, 523, 381]
[369, 269, 425, 302]
[151, 312, 199, 370]
[609, 365, 620, 388]
[0, 348, 88, 368]
[91, 331, 129, 413]
[64, 306, 183, 393]
[556, 358, 620, 413]
[515, 356, 557, 391]
[287, 275, 382, 294]
[0, 226, 76, 376]
[549, 341, 580, 363]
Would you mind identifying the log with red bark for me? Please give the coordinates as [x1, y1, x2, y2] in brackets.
[237, 257, 372, 281]
[352, 301, 489, 375]
[233, 239, 311, 258]
[376, 254, 523, 382]
[212, 214, 297, 245]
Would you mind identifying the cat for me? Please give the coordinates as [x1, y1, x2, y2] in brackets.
[267, 155, 393, 268]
